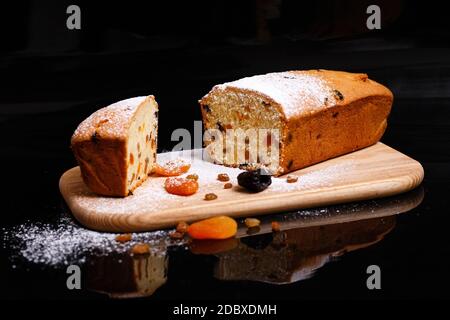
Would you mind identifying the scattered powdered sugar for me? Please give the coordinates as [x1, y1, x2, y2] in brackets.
[2, 213, 182, 268]
[3, 153, 361, 268]
[72, 149, 244, 214]
[215, 71, 335, 117]
[72, 96, 150, 140]
[271, 161, 356, 192]
[69, 149, 355, 216]
[176, 150, 243, 185]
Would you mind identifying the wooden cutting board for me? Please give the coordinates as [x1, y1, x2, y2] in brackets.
[59, 143, 424, 232]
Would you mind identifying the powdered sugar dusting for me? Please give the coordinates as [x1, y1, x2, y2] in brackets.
[69, 149, 355, 216]
[72, 149, 244, 214]
[216, 71, 335, 117]
[271, 161, 356, 192]
[165, 177, 188, 188]
[5, 153, 357, 267]
[159, 158, 189, 172]
[2, 214, 176, 267]
[72, 96, 151, 140]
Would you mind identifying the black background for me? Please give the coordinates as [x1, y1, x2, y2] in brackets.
[1, 0, 450, 303]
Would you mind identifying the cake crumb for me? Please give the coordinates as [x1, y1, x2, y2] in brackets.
[286, 175, 298, 183]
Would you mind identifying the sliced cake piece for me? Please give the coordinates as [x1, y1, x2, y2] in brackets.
[200, 70, 393, 175]
[71, 96, 158, 197]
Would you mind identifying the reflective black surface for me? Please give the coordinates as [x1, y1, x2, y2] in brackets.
[0, 188, 426, 300]
[1, 1, 450, 301]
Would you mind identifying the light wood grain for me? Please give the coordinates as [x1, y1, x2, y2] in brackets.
[59, 143, 424, 232]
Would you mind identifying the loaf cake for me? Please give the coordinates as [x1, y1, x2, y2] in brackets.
[200, 70, 393, 175]
[71, 96, 158, 197]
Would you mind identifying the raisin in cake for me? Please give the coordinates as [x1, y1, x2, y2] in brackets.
[71, 96, 158, 197]
[200, 70, 393, 175]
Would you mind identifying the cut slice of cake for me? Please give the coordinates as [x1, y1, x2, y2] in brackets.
[71, 96, 158, 197]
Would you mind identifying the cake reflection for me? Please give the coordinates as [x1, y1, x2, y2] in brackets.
[86, 251, 168, 299]
[213, 216, 395, 284]
[85, 187, 423, 297]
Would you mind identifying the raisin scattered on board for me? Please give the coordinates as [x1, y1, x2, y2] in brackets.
[217, 173, 230, 182]
[286, 175, 298, 183]
[224, 182, 233, 189]
[131, 243, 150, 255]
[169, 231, 184, 240]
[204, 193, 218, 200]
[115, 233, 132, 243]
[245, 218, 261, 228]
[176, 221, 189, 234]
[186, 174, 199, 181]
[237, 169, 272, 192]
[271, 221, 281, 232]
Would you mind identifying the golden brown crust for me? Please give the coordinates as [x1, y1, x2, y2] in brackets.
[280, 95, 392, 174]
[199, 70, 393, 175]
[71, 138, 128, 196]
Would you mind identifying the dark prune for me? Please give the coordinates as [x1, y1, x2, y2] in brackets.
[237, 169, 272, 192]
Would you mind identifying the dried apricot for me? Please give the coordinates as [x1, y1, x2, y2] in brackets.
[190, 238, 238, 255]
[165, 177, 199, 196]
[188, 216, 238, 240]
[155, 159, 190, 176]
